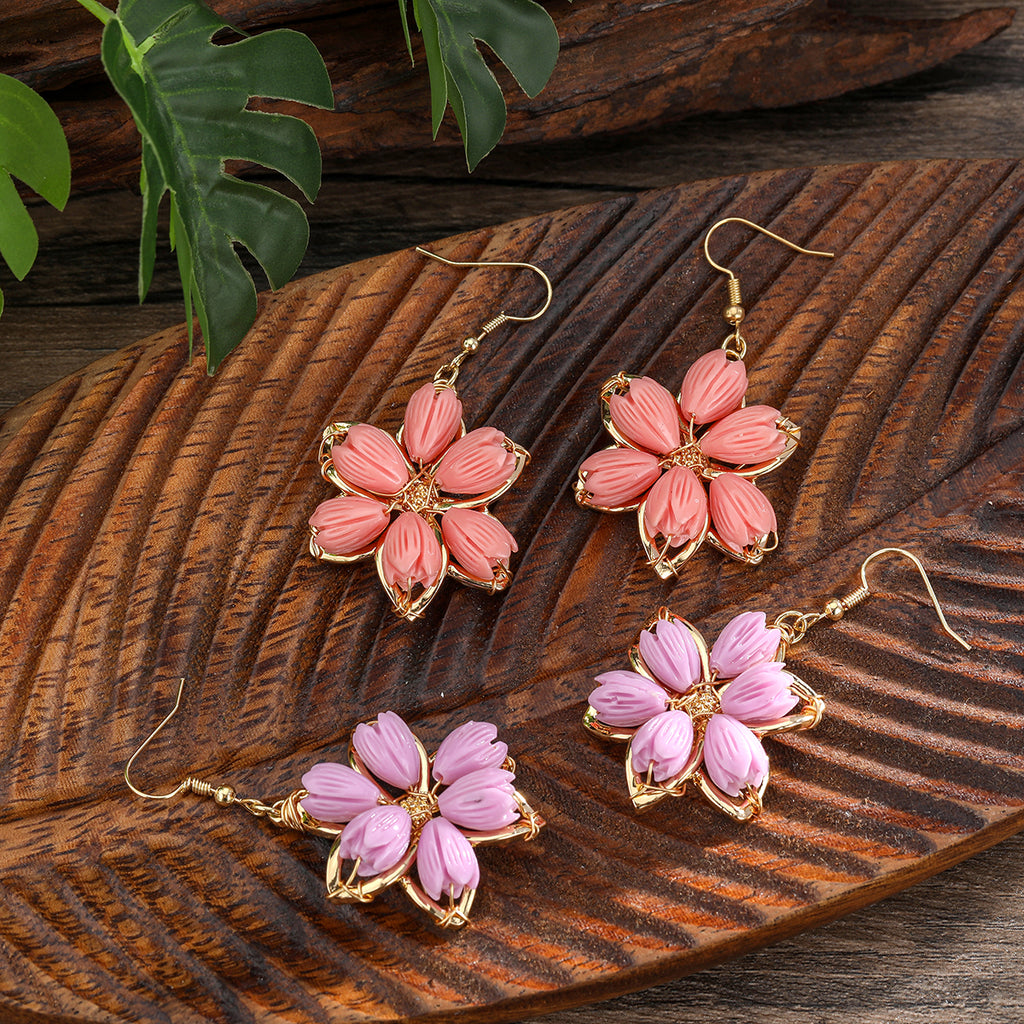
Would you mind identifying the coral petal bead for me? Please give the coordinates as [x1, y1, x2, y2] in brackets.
[589, 671, 669, 727]
[332, 423, 410, 496]
[608, 377, 681, 454]
[434, 427, 516, 495]
[336, 804, 412, 877]
[720, 662, 799, 724]
[417, 817, 480, 901]
[710, 611, 783, 678]
[441, 508, 517, 581]
[703, 714, 769, 797]
[379, 512, 444, 591]
[708, 474, 777, 553]
[309, 495, 390, 555]
[643, 465, 707, 545]
[678, 349, 747, 425]
[700, 405, 788, 465]
[630, 710, 694, 783]
[579, 448, 661, 507]
[403, 383, 463, 464]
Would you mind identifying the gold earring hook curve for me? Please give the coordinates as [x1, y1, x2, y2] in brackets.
[124, 678, 191, 800]
[702, 217, 834, 280]
[415, 246, 553, 322]
[856, 547, 971, 650]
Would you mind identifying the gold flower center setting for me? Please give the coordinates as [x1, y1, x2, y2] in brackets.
[399, 792, 438, 832]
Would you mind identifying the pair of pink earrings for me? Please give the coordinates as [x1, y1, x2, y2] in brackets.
[306, 221, 833, 620]
[125, 548, 969, 928]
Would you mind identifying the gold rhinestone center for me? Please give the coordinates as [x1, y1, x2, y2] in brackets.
[682, 684, 721, 728]
[400, 473, 439, 514]
[399, 792, 438, 832]
[664, 440, 709, 474]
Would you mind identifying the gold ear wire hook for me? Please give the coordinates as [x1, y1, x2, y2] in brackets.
[703, 217, 835, 280]
[702, 218, 834, 361]
[416, 246, 553, 388]
[415, 246, 553, 324]
[124, 680, 278, 816]
[772, 547, 972, 650]
[124, 678, 192, 800]
[823, 547, 972, 650]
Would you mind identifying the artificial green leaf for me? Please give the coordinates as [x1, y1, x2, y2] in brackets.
[412, 0, 559, 170]
[98, 0, 334, 372]
[397, 0, 414, 62]
[0, 72, 71, 312]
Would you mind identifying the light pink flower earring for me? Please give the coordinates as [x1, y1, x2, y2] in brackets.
[309, 246, 552, 620]
[576, 218, 834, 577]
[584, 548, 970, 821]
[125, 685, 544, 929]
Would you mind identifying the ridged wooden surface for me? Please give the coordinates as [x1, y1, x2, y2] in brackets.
[3, 0, 1012, 191]
[1, 160, 1023, 1024]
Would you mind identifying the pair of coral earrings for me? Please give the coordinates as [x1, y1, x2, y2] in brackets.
[306, 220, 834, 620]
[127, 547, 971, 929]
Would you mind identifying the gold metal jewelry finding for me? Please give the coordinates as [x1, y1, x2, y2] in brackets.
[416, 246, 553, 388]
[771, 547, 971, 651]
[702, 217, 834, 357]
[124, 679, 333, 836]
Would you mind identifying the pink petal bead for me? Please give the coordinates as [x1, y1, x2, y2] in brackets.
[700, 405, 788, 465]
[308, 495, 390, 556]
[638, 618, 702, 693]
[642, 465, 707, 547]
[440, 508, 517, 581]
[589, 670, 669, 727]
[710, 611, 782, 678]
[434, 427, 516, 495]
[678, 348, 747, 425]
[417, 816, 481, 901]
[403, 382, 463, 464]
[300, 762, 381, 823]
[336, 804, 412, 877]
[353, 710, 422, 790]
[719, 662, 800, 725]
[708, 473, 777, 554]
[379, 512, 444, 592]
[608, 376, 681, 454]
[630, 709, 694, 783]
[437, 767, 519, 831]
[702, 713, 769, 797]
[432, 720, 508, 785]
[579, 447, 661, 507]
[332, 423, 410, 496]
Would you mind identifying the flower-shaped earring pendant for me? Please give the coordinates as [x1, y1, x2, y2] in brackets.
[583, 548, 971, 822]
[303, 712, 544, 928]
[308, 247, 552, 620]
[125, 683, 546, 930]
[585, 608, 824, 820]
[576, 362, 800, 575]
[576, 218, 833, 576]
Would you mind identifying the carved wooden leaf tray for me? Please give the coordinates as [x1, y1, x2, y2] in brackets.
[1, 160, 1022, 1024]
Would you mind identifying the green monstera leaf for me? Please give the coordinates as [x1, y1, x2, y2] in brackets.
[0, 74, 71, 317]
[88, 0, 334, 372]
[400, 0, 559, 171]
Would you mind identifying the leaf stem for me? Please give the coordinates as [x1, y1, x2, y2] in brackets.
[75, 0, 114, 25]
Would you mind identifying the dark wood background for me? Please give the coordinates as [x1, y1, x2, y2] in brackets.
[1, 1, 1022, 1021]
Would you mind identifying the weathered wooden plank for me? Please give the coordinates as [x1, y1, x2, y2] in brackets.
[2, 1, 1011, 191]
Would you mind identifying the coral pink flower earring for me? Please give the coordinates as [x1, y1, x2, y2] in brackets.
[126, 684, 544, 929]
[576, 218, 834, 577]
[308, 247, 552, 620]
[584, 548, 970, 821]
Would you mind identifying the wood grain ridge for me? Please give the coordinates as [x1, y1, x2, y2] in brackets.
[0, 160, 1022, 1024]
